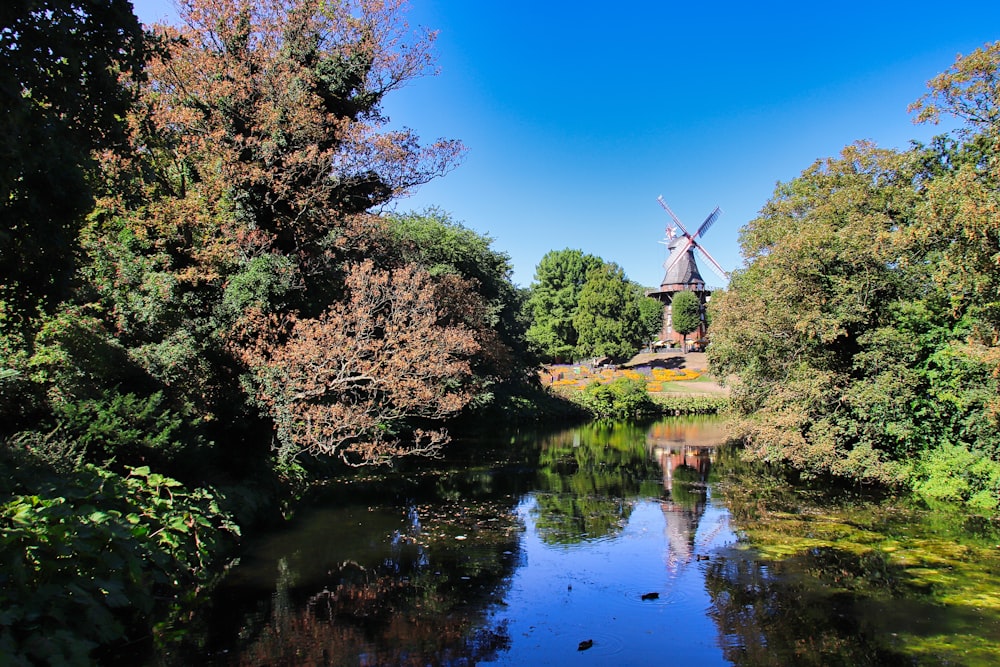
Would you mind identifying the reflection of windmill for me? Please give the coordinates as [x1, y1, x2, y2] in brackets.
[647, 196, 729, 349]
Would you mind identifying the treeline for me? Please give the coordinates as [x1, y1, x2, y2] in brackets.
[0, 0, 534, 661]
[524, 248, 664, 362]
[709, 43, 1000, 510]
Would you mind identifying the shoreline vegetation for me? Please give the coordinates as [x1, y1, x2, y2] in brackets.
[539, 350, 730, 419]
[2, 0, 998, 662]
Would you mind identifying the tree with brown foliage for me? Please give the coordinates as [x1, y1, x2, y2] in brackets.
[82, 0, 476, 466]
[238, 259, 480, 465]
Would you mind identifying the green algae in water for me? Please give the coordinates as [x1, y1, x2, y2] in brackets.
[714, 456, 1000, 666]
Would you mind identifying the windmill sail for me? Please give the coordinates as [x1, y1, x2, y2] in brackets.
[657, 197, 728, 287]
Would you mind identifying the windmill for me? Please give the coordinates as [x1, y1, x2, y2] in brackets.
[648, 196, 729, 351]
[656, 195, 729, 290]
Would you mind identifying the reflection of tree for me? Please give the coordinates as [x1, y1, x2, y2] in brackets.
[166, 483, 523, 664]
[704, 445, 1000, 666]
[532, 421, 660, 545]
[705, 558, 916, 666]
[233, 550, 513, 666]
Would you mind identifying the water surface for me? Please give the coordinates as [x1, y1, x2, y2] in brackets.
[154, 417, 1000, 666]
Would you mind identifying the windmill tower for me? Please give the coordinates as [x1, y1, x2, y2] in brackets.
[648, 196, 729, 350]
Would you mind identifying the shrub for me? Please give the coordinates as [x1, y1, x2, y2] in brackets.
[580, 377, 655, 420]
[51, 390, 198, 470]
[0, 463, 240, 664]
[913, 443, 1000, 510]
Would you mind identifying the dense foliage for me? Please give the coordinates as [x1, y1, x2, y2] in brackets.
[709, 42, 1000, 509]
[0, 0, 534, 661]
[578, 376, 656, 420]
[0, 0, 145, 320]
[669, 290, 702, 349]
[524, 250, 662, 362]
[523, 248, 604, 361]
[573, 262, 659, 360]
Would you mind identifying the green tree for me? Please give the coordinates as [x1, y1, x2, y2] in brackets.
[707, 141, 927, 483]
[524, 249, 604, 362]
[670, 290, 702, 352]
[635, 283, 665, 346]
[908, 41, 1000, 357]
[573, 263, 648, 360]
[0, 0, 145, 322]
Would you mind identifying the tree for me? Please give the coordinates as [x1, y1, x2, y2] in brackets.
[524, 249, 604, 362]
[635, 283, 665, 345]
[909, 41, 1000, 349]
[573, 263, 648, 360]
[670, 291, 702, 352]
[707, 142, 927, 483]
[79, 0, 471, 465]
[0, 0, 145, 322]
[387, 208, 531, 386]
[238, 261, 479, 465]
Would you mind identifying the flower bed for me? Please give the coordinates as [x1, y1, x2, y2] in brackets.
[539, 364, 703, 391]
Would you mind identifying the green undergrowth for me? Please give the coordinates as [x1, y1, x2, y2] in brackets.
[0, 461, 241, 665]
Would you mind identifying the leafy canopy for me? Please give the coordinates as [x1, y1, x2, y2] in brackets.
[708, 42, 1000, 504]
[524, 249, 604, 362]
[573, 263, 649, 361]
[670, 290, 702, 339]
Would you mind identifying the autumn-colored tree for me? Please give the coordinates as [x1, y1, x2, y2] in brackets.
[238, 260, 479, 465]
[79, 0, 471, 464]
[90, 0, 464, 316]
[387, 208, 531, 388]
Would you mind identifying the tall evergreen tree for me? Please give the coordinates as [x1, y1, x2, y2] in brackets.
[524, 249, 604, 362]
[573, 263, 648, 361]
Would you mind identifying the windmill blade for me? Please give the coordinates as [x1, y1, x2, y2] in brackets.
[662, 236, 695, 273]
[657, 196, 692, 237]
[693, 207, 722, 239]
[694, 243, 730, 281]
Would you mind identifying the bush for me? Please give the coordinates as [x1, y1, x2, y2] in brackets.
[0, 463, 240, 665]
[579, 377, 655, 420]
[51, 390, 198, 470]
[913, 443, 1000, 510]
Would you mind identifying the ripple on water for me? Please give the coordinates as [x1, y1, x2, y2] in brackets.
[570, 630, 626, 658]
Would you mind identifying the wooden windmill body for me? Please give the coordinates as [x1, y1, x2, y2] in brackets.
[647, 196, 729, 350]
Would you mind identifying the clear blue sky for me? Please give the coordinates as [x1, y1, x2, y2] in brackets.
[132, 0, 1000, 289]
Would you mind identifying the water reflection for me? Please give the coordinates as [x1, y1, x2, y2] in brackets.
[707, 447, 1000, 666]
[531, 421, 660, 545]
[152, 416, 731, 665]
[152, 416, 1000, 665]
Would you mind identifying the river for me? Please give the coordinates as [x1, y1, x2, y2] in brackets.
[151, 416, 1000, 666]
